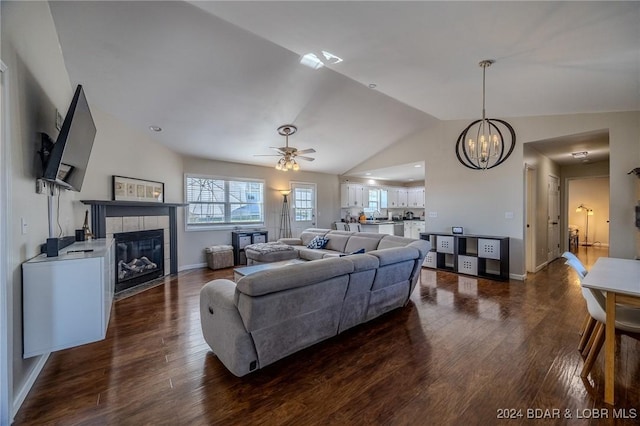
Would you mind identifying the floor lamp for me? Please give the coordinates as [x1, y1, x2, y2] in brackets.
[576, 204, 594, 246]
[279, 190, 292, 239]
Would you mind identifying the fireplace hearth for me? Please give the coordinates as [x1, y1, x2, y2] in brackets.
[115, 229, 164, 293]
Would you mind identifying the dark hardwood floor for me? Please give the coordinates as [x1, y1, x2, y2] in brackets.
[14, 246, 640, 425]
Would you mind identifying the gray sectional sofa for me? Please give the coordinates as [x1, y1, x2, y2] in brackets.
[200, 228, 430, 376]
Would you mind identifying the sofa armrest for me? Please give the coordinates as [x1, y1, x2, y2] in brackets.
[200, 279, 259, 376]
[278, 237, 303, 246]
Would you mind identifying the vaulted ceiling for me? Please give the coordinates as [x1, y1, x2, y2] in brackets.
[49, 1, 639, 178]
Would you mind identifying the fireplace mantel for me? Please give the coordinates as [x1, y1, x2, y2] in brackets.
[81, 200, 187, 275]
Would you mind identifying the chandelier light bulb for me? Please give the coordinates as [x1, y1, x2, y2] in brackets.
[293, 162, 300, 171]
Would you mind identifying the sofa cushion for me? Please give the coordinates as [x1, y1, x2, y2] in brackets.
[324, 231, 352, 252]
[343, 233, 385, 253]
[299, 229, 330, 246]
[307, 236, 330, 249]
[236, 257, 353, 296]
[340, 248, 365, 257]
[371, 246, 419, 266]
[297, 247, 333, 261]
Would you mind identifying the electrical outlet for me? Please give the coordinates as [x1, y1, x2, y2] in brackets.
[21, 218, 28, 235]
[36, 179, 45, 194]
[505, 211, 514, 219]
[428, 211, 438, 218]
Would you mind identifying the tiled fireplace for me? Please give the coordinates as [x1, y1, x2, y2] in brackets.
[82, 200, 185, 292]
[107, 215, 171, 277]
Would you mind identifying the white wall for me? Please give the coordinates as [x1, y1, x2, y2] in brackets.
[2, 1, 74, 416]
[348, 111, 640, 276]
[1, 1, 185, 417]
[179, 156, 340, 269]
[74, 107, 184, 224]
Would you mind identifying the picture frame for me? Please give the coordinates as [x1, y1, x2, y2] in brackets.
[112, 175, 164, 203]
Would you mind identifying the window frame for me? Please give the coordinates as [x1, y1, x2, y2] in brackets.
[184, 174, 265, 231]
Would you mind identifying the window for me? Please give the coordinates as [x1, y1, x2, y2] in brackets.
[186, 175, 264, 228]
[293, 186, 313, 221]
[365, 189, 380, 213]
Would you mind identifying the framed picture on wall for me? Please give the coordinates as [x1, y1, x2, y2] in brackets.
[112, 175, 164, 203]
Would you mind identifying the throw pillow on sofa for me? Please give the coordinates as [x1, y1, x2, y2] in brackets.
[307, 236, 330, 249]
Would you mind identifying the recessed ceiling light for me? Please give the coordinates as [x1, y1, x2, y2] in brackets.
[571, 151, 588, 159]
[149, 125, 162, 132]
[408, 179, 415, 181]
[413, 164, 422, 168]
[365, 173, 371, 176]
[368, 83, 377, 89]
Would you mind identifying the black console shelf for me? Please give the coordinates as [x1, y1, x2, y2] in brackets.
[231, 230, 268, 265]
[420, 232, 510, 281]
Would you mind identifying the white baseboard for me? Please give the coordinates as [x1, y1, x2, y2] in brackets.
[534, 261, 549, 273]
[509, 273, 526, 281]
[178, 262, 206, 272]
[12, 353, 49, 421]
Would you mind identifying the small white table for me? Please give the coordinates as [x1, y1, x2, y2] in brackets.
[580, 257, 640, 405]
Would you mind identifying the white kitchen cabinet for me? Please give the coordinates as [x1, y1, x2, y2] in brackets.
[340, 183, 366, 208]
[397, 188, 409, 207]
[386, 187, 399, 207]
[408, 187, 425, 208]
[387, 187, 409, 208]
[22, 238, 115, 358]
[403, 220, 425, 239]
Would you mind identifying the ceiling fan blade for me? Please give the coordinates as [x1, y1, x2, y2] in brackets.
[270, 146, 287, 152]
[296, 148, 316, 154]
[296, 156, 315, 161]
[253, 154, 282, 157]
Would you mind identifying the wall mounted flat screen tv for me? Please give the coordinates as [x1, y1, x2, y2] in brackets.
[42, 84, 96, 192]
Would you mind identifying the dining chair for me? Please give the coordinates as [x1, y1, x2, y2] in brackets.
[334, 222, 349, 231]
[561, 252, 594, 353]
[347, 223, 361, 232]
[578, 286, 640, 378]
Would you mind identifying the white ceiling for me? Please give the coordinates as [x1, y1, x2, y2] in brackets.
[49, 1, 639, 178]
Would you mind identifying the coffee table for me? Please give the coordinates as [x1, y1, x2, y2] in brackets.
[233, 259, 306, 282]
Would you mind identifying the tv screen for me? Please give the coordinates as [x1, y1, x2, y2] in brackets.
[42, 84, 96, 191]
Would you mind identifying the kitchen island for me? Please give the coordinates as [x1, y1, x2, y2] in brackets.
[359, 221, 404, 236]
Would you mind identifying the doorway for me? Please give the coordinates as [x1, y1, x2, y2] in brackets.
[547, 174, 560, 262]
[567, 176, 610, 264]
[525, 165, 536, 273]
[290, 182, 316, 237]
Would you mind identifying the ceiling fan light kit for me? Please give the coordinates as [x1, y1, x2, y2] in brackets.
[455, 60, 516, 170]
[255, 124, 316, 172]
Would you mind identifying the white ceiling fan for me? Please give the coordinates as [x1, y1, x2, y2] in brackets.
[255, 125, 315, 171]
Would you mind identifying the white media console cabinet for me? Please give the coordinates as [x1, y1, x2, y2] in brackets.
[22, 238, 115, 358]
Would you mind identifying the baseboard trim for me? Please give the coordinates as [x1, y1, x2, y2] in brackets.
[534, 261, 549, 273]
[509, 273, 526, 281]
[178, 262, 206, 272]
[12, 353, 49, 420]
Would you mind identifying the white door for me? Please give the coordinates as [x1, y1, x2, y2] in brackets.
[290, 182, 316, 237]
[547, 175, 560, 261]
[525, 166, 536, 272]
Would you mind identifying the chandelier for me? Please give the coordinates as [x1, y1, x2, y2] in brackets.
[455, 60, 516, 170]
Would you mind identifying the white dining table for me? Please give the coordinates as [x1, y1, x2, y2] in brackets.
[580, 257, 640, 405]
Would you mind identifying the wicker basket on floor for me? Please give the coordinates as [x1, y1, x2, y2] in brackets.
[205, 245, 234, 270]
